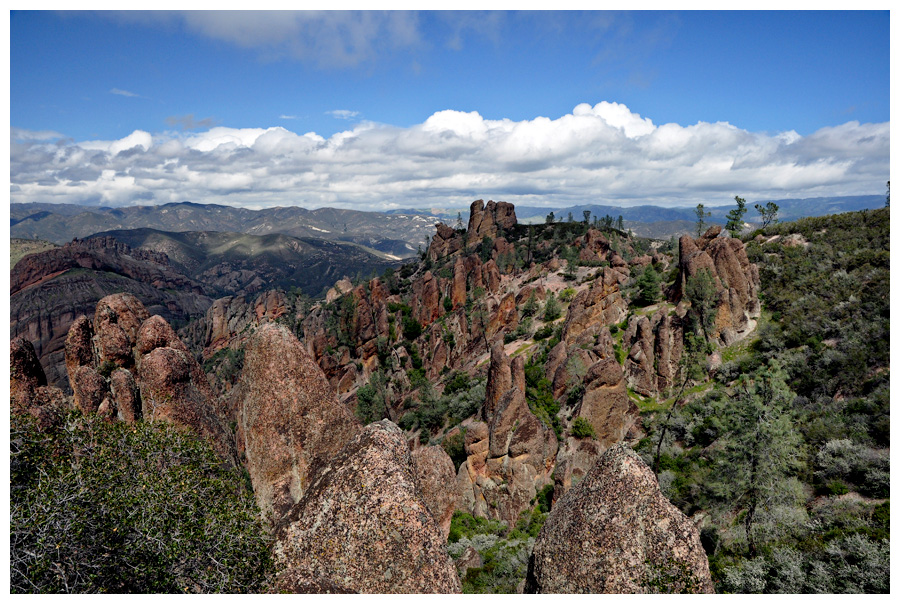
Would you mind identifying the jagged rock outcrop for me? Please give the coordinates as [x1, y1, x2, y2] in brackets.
[561, 267, 628, 346]
[467, 199, 517, 240]
[11, 237, 212, 390]
[526, 444, 714, 594]
[622, 306, 688, 398]
[411, 445, 460, 540]
[273, 421, 461, 594]
[61, 294, 231, 463]
[235, 323, 362, 522]
[458, 344, 557, 526]
[10, 337, 67, 427]
[677, 226, 760, 345]
[427, 222, 464, 261]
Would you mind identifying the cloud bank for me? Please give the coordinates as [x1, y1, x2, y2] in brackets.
[10, 102, 889, 210]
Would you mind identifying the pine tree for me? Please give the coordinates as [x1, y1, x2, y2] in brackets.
[720, 361, 802, 555]
[684, 268, 718, 345]
[694, 203, 711, 237]
[754, 201, 779, 229]
[725, 195, 748, 237]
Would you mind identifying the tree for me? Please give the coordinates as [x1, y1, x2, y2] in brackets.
[616, 215, 624, 231]
[480, 235, 494, 262]
[725, 195, 748, 237]
[886, 181, 890, 208]
[567, 212, 574, 223]
[583, 210, 591, 225]
[720, 361, 801, 556]
[653, 332, 707, 475]
[635, 265, 662, 306]
[456, 211, 464, 231]
[754, 201, 779, 229]
[543, 291, 561, 322]
[694, 203, 711, 237]
[601, 214, 614, 229]
[546, 211, 555, 224]
[684, 268, 718, 345]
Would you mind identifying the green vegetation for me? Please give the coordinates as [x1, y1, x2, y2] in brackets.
[725, 195, 748, 237]
[570, 417, 596, 439]
[10, 411, 273, 594]
[636, 208, 889, 593]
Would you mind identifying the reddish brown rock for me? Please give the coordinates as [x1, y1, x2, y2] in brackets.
[467, 199, 517, 240]
[95, 322, 134, 369]
[412, 271, 442, 327]
[236, 323, 362, 522]
[562, 268, 627, 346]
[428, 222, 464, 261]
[487, 292, 518, 339]
[623, 315, 655, 397]
[451, 257, 467, 309]
[526, 444, 713, 594]
[575, 358, 637, 449]
[71, 365, 108, 415]
[10, 337, 47, 404]
[94, 292, 150, 345]
[482, 259, 501, 293]
[64, 316, 95, 380]
[274, 420, 461, 594]
[109, 368, 141, 423]
[412, 445, 460, 540]
[138, 345, 231, 461]
[136, 315, 188, 356]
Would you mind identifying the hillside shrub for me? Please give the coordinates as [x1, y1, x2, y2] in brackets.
[10, 411, 273, 594]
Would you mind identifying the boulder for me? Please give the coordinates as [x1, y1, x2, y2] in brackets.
[428, 222, 463, 261]
[236, 323, 362, 522]
[411, 445, 460, 540]
[71, 365, 108, 415]
[526, 444, 714, 594]
[273, 421, 461, 594]
[109, 368, 141, 423]
[64, 316, 95, 380]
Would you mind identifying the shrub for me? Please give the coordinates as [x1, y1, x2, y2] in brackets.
[402, 316, 423, 340]
[571, 417, 596, 439]
[10, 411, 273, 594]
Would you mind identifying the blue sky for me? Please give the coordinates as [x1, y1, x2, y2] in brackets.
[9, 10, 891, 210]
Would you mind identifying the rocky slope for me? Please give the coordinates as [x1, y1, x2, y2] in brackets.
[12, 197, 764, 593]
[87, 228, 402, 297]
[10, 237, 213, 390]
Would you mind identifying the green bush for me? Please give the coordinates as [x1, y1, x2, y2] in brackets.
[10, 411, 273, 594]
[571, 417, 596, 439]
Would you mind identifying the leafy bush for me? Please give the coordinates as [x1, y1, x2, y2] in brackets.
[570, 417, 596, 439]
[402, 316, 423, 340]
[543, 292, 561, 322]
[10, 411, 273, 594]
[441, 429, 467, 472]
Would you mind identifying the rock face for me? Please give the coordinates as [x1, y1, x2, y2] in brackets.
[562, 267, 628, 346]
[677, 227, 760, 345]
[427, 222, 464, 261]
[61, 294, 232, 463]
[457, 344, 558, 526]
[526, 444, 714, 594]
[467, 199, 517, 240]
[235, 323, 362, 523]
[10, 336, 66, 427]
[273, 421, 461, 594]
[411, 446, 460, 540]
[622, 307, 687, 398]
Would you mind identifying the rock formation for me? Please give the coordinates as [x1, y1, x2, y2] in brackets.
[411, 445, 461, 540]
[457, 344, 557, 526]
[273, 421, 461, 594]
[526, 444, 714, 594]
[10, 336, 67, 428]
[467, 199, 517, 240]
[677, 226, 760, 345]
[561, 267, 628, 346]
[234, 322, 362, 522]
[427, 222, 464, 261]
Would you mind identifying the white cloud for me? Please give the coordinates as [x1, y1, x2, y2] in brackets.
[110, 88, 140, 98]
[280, 115, 298, 120]
[327, 110, 361, 120]
[9, 102, 889, 210]
[106, 10, 421, 69]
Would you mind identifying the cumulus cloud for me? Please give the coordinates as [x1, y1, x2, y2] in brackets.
[9, 102, 889, 210]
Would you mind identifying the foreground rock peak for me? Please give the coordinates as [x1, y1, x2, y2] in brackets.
[526, 444, 713, 594]
[273, 420, 461, 594]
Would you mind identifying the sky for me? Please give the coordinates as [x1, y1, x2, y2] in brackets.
[8, 9, 891, 211]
